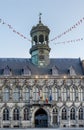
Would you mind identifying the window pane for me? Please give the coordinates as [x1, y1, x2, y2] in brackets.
[70, 108, 75, 120]
[23, 87, 30, 101]
[24, 108, 29, 120]
[13, 108, 19, 120]
[3, 88, 10, 101]
[13, 88, 20, 101]
[79, 108, 83, 120]
[53, 108, 58, 124]
[33, 87, 39, 101]
[3, 108, 9, 120]
[62, 108, 67, 120]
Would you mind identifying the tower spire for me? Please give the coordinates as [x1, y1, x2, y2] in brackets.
[39, 13, 42, 23]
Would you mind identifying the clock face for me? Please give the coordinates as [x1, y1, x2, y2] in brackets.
[56, 79, 63, 86]
[65, 79, 72, 86]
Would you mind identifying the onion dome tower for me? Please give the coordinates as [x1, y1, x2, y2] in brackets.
[30, 13, 51, 67]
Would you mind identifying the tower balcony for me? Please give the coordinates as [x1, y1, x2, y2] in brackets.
[30, 43, 51, 54]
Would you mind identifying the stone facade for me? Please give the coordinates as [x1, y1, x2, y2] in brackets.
[0, 16, 84, 128]
[0, 76, 84, 128]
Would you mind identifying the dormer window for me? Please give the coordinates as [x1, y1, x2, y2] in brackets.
[3, 65, 12, 76]
[22, 66, 31, 76]
[69, 66, 76, 76]
[52, 66, 59, 76]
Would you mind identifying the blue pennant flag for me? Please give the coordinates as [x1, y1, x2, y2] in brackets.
[49, 94, 52, 101]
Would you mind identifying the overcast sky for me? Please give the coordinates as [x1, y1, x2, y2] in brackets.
[0, 0, 84, 59]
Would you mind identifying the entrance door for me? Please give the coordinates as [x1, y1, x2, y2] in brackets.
[35, 108, 48, 127]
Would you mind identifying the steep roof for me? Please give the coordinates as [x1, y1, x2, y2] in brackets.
[0, 58, 83, 75]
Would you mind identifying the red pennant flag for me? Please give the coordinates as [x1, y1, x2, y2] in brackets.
[46, 98, 48, 103]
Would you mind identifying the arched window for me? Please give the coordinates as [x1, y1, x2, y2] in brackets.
[78, 88, 83, 101]
[33, 87, 39, 101]
[3, 108, 9, 120]
[23, 87, 30, 101]
[34, 35, 37, 43]
[3, 87, 10, 101]
[62, 107, 67, 120]
[70, 108, 75, 120]
[24, 108, 29, 120]
[13, 108, 19, 120]
[13, 87, 20, 101]
[70, 87, 76, 101]
[45, 35, 48, 42]
[52, 87, 58, 101]
[79, 108, 83, 120]
[53, 107, 58, 125]
[39, 35, 44, 43]
[43, 87, 48, 100]
[61, 87, 67, 101]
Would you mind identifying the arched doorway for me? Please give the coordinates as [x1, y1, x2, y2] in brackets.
[35, 108, 48, 128]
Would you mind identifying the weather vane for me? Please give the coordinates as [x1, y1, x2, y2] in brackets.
[39, 13, 42, 23]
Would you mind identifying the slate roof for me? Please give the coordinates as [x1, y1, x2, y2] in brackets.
[0, 58, 83, 75]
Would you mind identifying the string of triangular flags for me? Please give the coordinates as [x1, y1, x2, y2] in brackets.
[0, 17, 84, 44]
[38, 90, 52, 103]
[0, 18, 31, 42]
[54, 38, 83, 45]
[50, 17, 84, 42]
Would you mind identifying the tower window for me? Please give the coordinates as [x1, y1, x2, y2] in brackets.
[39, 35, 44, 43]
[34, 36, 37, 43]
[45, 35, 48, 42]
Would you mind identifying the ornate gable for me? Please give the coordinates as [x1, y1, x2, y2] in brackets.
[3, 65, 12, 76]
[22, 66, 31, 76]
[52, 65, 59, 76]
[69, 66, 76, 76]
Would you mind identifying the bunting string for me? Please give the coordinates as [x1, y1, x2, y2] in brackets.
[0, 17, 84, 44]
[50, 17, 84, 42]
[0, 18, 31, 42]
[54, 38, 83, 45]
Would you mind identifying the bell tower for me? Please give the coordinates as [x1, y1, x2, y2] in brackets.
[30, 14, 51, 67]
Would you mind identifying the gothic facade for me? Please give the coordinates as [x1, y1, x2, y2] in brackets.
[0, 16, 84, 128]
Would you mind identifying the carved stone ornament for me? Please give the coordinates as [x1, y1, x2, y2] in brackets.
[56, 79, 63, 86]
[37, 79, 45, 86]
[18, 79, 25, 86]
[46, 79, 54, 86]
[28, 79, 35, 86]
[81, 79, 84, 86]
[73, 79, 80, 86]
[0, 80, 4, 86]
[65, 79, 72, 86]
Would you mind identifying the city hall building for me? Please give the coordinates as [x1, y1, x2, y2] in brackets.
[0, 16, 84, 128]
